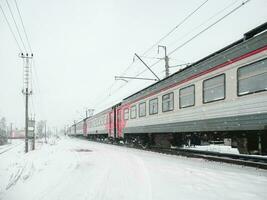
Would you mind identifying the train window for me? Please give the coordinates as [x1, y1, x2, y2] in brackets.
[139, 102, 146, 117]
[237, 58, 267, 96]
[203, 74, 225, 103]
[162, 92, 174, 112]
[130, 105, 137, 119]
[124, 108, 129, 120]
[179, 85, 195, 108]
[149, 98, 158, 115]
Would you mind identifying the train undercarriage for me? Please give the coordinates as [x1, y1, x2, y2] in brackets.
[85, 130, 267, 155]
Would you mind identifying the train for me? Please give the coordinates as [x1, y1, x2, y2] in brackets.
[68, 22, 267, 155]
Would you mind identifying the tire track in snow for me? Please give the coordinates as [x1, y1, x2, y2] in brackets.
[70, 140, 153, 200]
[34, 141, 81, 200]
[90, 146, 153, 200]
[5, 164, 25, 190]
[34, 138, 99, 200]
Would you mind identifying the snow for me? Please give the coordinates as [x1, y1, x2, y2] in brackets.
[0, 140, 23, 154]
[0, 137, 267, 200]
[183, 144, 240, 154]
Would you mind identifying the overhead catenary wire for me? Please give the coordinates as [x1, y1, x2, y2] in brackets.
[0, 2, 22, 52]
[141, 0, 209, 57]
[1, 0, 37, 133]
[167, 0, 240, 49]
[94, 0, 244, 108]
[119, 0, 209, 79]
[83, 0, 251, 119]
[5, 0, 27, 52]
[13, 0, 32, 53]
[136, 0, 244, 78]
[88, 1, 211, 111]
[134, 0, 252, 79]
[111, 0, 210, 83]
[168, 0, 252, 56]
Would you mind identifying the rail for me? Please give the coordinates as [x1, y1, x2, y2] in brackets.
[74, 136, 267, 170]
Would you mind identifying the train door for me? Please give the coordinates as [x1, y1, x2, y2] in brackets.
[113, 107, 117, 138]
[116, 108, 122, 138]
[108, 112, 114, 137]
[83, 119, 87, 137]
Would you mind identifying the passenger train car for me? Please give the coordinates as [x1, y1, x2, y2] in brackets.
[68, 22, 267, 155]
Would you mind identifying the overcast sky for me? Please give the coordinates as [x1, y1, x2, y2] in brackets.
[0, 0, 266, 130]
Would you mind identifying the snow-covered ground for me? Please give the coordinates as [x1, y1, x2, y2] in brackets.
[0, 137, 267, 200]
[183, 144, 240, 154]
[0, 139, 23, 154]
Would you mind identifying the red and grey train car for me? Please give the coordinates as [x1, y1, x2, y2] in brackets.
[69, 22, 267, 155]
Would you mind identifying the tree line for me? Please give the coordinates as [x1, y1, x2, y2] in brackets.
[0, 117, 8, 145]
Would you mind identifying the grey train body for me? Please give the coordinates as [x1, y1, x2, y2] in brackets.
[69, 23, 267, 155]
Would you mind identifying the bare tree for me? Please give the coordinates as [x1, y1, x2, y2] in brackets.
[36, 120, 46, 138]
[0, 117, 7, 145]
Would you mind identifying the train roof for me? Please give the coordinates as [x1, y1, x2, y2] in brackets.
[70, 22, 267, 127]
[83, 106, 114, 122]
[123, 22, 267, 103]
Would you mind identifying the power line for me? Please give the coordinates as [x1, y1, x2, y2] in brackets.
[13, 0, 32, 53]
[167, 0, 240, 49]
[134, 0, 252, 79]
[92, 81, 128, 111]
[90, 57, 161, 110]
[0, 2, 22, 52]
[133, 58, 163, 79]
[85, 0, 251, 117]
[120, 61, 135, 76]
[88, 1, 211, 111]
[88, 60, 136, 109]
[117, 0, 209, 79]
[32, 59, 41, 95]
[5, 0, 27, 52]
[168, 0, 252, 56]
[32, 59, 47, 121]
[132, 0, 242, 79]
[142, 0, 209, 56]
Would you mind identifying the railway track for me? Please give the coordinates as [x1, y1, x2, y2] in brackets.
[147, 147, 267, 170]
[76, 137, 267, 170]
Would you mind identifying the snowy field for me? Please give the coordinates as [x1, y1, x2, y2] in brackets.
[0, 137, 267, 200]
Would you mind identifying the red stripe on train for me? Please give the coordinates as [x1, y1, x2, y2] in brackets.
[128, 45, 267, 105]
